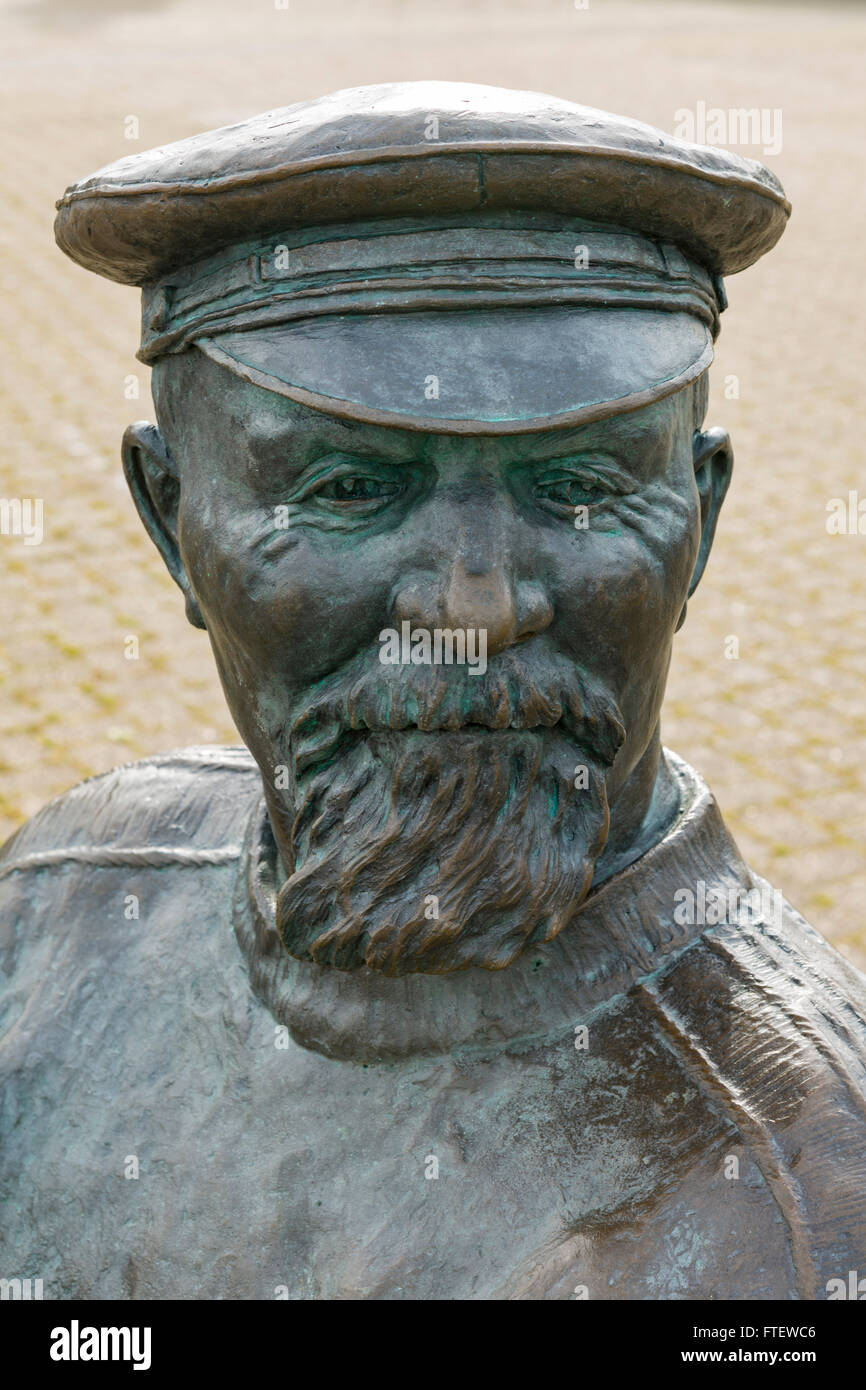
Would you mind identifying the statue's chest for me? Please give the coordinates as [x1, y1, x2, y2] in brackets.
[3, 995, 790, 1299]
[192, 1026, 768, 1299]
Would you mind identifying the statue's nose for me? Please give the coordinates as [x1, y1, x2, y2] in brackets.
[442, 559, 517, 656]
[394, 558, 553, 658]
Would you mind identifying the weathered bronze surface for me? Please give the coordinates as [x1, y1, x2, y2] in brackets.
[2, 84, 865, 1300]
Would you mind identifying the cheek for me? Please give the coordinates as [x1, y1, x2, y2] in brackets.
[549, 482, 699, 696]
[178, 498, 397, 687]
[178, 497, 258, 626]
[615, 484, 700, 622]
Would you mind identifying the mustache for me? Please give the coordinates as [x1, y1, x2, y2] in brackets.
[286, 641, 626, 777]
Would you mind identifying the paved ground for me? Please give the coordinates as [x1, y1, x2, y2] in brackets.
[1, 0, 864, 965]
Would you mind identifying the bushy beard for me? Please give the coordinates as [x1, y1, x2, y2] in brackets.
[271, 646, 625, 976]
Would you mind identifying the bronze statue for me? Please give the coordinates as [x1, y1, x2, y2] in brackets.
[2, 83, 865, 1300]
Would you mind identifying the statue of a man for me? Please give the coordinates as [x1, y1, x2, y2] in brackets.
[2, 83, 865, 1301]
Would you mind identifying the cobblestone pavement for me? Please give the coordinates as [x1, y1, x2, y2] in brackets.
[1, 0, 864, 965]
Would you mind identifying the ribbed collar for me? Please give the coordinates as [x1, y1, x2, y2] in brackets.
[231, 751, 751, 1064]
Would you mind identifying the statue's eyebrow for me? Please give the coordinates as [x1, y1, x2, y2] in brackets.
[529, 452, 637, 483]
[520, 408, 675, 463]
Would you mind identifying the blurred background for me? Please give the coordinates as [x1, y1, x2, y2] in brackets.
[1, 0, 864, 964]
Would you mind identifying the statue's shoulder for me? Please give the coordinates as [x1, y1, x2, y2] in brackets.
[650, 886, 866, 1079]
[0, 746, 263, 1048]
[641, 890, 866, 1285]
[0, 744, 261, 876]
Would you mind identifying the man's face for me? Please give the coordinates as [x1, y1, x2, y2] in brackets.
[143, 351, 711, 976]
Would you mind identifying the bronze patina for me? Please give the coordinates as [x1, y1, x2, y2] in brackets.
[1, 83, 865, 1300]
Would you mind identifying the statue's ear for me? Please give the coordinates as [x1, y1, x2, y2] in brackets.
[121, 422, 206, 630]
[688, 426, 733, 598]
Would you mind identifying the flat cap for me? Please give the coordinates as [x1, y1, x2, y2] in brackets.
[54, 82, 790, 434]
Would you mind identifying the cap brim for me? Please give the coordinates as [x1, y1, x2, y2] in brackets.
[196, 306, 712, 434]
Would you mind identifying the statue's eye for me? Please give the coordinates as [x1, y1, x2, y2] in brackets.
[287, 454, 412, 518]
[316, 475, 400, 503]
[535, 476, 607, 508]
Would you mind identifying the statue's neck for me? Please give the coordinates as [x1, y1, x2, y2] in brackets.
[591, 726, 682, 888]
